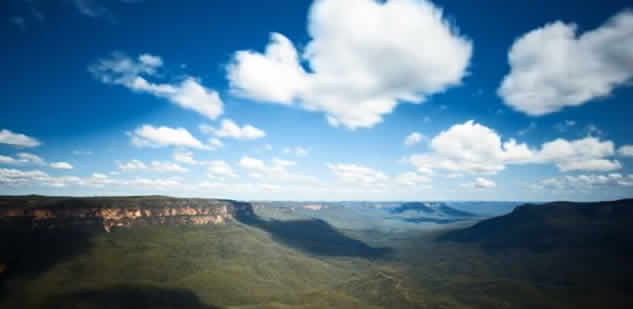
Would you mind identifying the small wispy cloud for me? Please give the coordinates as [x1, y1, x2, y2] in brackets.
[554, 120, 576, 133]
[72, 150, 93, 156]
[517, 121, 536, 136]
[8, 17, 26, 31]
[72, 0, 144, 22]
[73, 0, 112, 18]
[404, 132, 426, 146]
[283, 146, 309, 157]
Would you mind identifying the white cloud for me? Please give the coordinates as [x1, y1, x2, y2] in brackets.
[134, 77, 223, 120]
[91, 53, 223, 119]
[327, 163, 388, 185]
[409, 121, 530, 174]
[117, 159, 187, 173]
[198, 181, 285, 194]
[498, 11, 633, 115]
[404, 132, 425, 146]
[532, 173, 633, 191]
[0, 129, 40, 147]
[0, 155, 20, 165]
[537, 137, 619, 172]
[172, 152, 236, 178]
[0, 168, 53, 185]
[172, 152, 199, 165]
[127, 177, 183, 189]
[228, 33, 306, 104]
[239, 156, 266, 170]
[139, 54, 162, 67]
[462, 177, 496, 189]
[200, 119, 265, 140]
[130, 125, 207, 149]
[208, 160, 238, 178]
[117, 159, 147, 170]
[409, 120, 622, 174]
[272, 158, 296, 167]
[618, 145, 633, 157]
[0, 168, 93, 188]
[209, 138, 224, 149]
[227, 0, 472, 129]
[150, 161, 188, 173]
[395, 171, 431, 186]
[283, 146, 309, 157]
[239, 156, 310, 181]
[91, 173, 109, 180]
[0, 153, 45, 166]
[17, 153, 45, 165]
[17, 153, 44, 165]
[50, 162, 73, 169]
[554, 159, 621, 172]
[0, 167, 187, 190]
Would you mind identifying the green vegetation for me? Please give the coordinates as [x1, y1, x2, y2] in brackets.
[1, 222, 388, 308]
[1, 198, 633, 308]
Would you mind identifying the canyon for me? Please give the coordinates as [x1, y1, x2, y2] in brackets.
[0, 196, 254, 232]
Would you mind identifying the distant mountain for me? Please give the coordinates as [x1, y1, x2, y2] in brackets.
[440, 199, 633, 253]
[441, 201, 520, 217]
[390, 202, 476, 217]
[389, 202, 435, 214]
[437, 205, 476, 217]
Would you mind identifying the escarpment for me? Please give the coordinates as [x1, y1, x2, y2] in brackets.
[0, 196, 254, 232]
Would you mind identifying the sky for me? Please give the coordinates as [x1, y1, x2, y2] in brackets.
[1, 0, 633, 201]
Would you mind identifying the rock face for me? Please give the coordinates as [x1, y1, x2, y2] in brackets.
[0, 196, 254, 232]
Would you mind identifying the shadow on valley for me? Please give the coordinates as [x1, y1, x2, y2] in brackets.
[0, 218, 99, 296]
[235, 206, 392, 258]
[42, 286, 221, 309]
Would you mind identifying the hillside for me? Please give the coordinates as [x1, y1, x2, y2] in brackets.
[440, 199, 633, 252]
[437, 199, 633, 305]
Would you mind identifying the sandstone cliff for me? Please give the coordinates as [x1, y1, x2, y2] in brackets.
[0, 196, 254, 232]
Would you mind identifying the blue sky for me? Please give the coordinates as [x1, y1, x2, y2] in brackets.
[1, 0, 633, 201]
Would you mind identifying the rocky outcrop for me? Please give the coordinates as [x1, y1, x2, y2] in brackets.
[0, 196, 254, 232]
